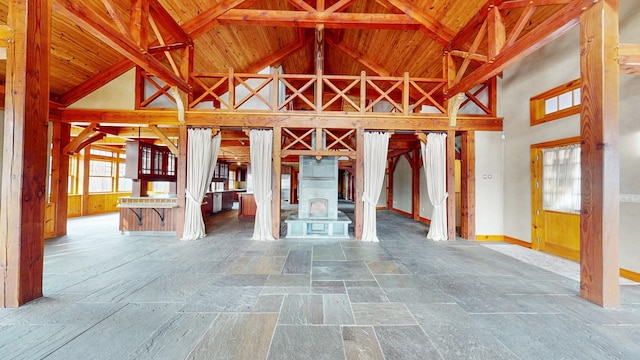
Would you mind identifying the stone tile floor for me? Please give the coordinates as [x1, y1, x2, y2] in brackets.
[1, 208, 639, 359]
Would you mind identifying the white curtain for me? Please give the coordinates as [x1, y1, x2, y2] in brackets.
[182, 129, 221, 240]
[542, 144, 581, 213]
[250, 129, 274, 240]
[362, 131, 390, 242]
[421, 132, 448, 241]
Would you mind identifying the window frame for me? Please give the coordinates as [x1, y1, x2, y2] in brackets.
[530, 79, 581, 126]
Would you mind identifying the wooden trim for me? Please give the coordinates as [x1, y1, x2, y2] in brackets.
[530, 79, 581, 126]
[531, 136, 581, 149]
[544, 242, 580, 263]
[475, 235, 533, 249]
[504, 236, 533, 248]
[620, 268, 640, 283]
[475, 235, 505, 242]
[579, 0, 620, 308]
[391, 208, 412, 218]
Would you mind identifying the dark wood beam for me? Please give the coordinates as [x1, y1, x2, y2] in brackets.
[183, 0, 261, 39]
[446, 0, 508, 52]
[446, 0, 596, 98]
[579, 0, 620, 308]
[1, 0, 50, 307]
[148, 0, 193, 46]
[54, 0, 190, 93]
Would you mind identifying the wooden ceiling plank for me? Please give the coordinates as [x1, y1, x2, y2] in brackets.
[325, 0, 357, 13]
[326, 36, 391, 76]
[446, 0, 508, 52]
[288, 0, 316, 12]
[382, 0, 455, 46]
[148, 0, 193, 45]
[216, 10, 421, 30]
[246, 37, 313, 73]
[54, 0, 190, 93]
[447, 0, 595, 97]
[506, 3, 536, 47]
[183, 0, 261, 39]
[59, 59, 133, 107]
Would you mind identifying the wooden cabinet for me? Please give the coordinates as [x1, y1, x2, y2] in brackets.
[125, 141, 177, 181]
[212, 162, 229, 181]
[238, 193, 256, 218]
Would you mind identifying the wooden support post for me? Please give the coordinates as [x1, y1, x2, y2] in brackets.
[579, 0, 620, 308]
[387, 158, 394, 210]
[81, 146, 91, 216]
[460, 131, 475, 240]
[315, 25, 324, 114]
[446, 130, 456, 240]
[271, 126, 282, 239]
[354, 127, 365, 239]
[175, 125, 188, 239]
[0, 0, 51, 307]
[51, 122, 71, 236]
[412, 147, 420, 220]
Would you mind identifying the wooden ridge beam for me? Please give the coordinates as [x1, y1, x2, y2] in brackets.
[148, 0, 193, 46]
[380, 0, 456, 46]
[54, 0, 190, 93]
[216, 10, 421, 30]
[446, 0, 595, 98]
[57, 108, 503, 131]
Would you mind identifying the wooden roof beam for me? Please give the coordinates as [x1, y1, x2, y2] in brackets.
[446, 0, 596, 98]
[379, 0, 456, 46]
[148, 124, 179, 155]
[618, 43, 640, 75]
[148, 0, 193, 46]
[216, 10, 421, 30]
[58, 61, 134, 108]
[446, 0, 508, 52]
[54, 0, 190, 93]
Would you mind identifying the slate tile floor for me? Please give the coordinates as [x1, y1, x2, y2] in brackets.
[1, 207, 640, 359]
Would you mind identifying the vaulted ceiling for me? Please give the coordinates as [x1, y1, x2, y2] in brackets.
[0, 0, 580, 104]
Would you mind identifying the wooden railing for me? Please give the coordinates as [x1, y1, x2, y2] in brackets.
[182, 70, 493, 116]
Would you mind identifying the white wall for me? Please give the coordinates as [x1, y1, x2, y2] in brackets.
[419, 163, 434, 219]
[69, 68, 136, 110]
[497, 0, 640, 272]
[392, 155, 412, 213]
[475, 131, 505, 236]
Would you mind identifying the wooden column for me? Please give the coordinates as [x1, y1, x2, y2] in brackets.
[81, 147, 91, 216]
[354, 127, 365, 239]
[446, 130, 456, 240]
[387, 158, 396, 210]
[579, 0, 620, 308]
[412, 147, 421, 220]
[175, 125, 188, 239]
[271, 126, 282, 238]
[50, 122, 71, 237]
[460, 131, 475, 240]
[1, 0, 51, 307]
